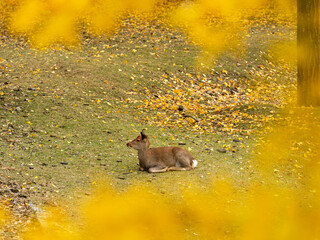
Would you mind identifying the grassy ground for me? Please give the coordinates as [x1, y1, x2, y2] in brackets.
[0, 13, 296, 238]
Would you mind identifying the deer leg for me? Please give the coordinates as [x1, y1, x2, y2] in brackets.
[168, 166, 193, 171]
[148, 166, 169, 173]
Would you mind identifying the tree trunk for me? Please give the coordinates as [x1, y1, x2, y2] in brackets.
[297, 0, 320, 106]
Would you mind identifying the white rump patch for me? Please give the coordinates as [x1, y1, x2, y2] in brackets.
[192, 160, 198, 168]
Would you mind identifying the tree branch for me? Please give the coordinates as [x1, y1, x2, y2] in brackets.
[178, 105, 201, 126]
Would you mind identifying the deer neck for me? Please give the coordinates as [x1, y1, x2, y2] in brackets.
[137, 147, 150, 162]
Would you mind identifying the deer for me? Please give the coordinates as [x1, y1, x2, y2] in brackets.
[127, 130, 198, 173]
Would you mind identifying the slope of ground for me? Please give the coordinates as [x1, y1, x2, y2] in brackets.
[0, 13, 297, 239]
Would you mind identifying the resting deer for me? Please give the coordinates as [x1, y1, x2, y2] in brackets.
[127, 130, 198, 173]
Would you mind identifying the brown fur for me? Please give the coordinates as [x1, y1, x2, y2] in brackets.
[127, 130, 197, 173]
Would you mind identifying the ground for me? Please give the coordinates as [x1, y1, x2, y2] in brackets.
[0, 10, 299, 239]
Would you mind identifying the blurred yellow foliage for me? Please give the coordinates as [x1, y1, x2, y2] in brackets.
[23, 207, 77, 240]
[10, 0, 44, 33]
[1, 0, 296, 50]
[0, 208, 7, 224]
[271, 40, 297, 65]
[81, 186, 183, 240]
[2, 0, 162, 48]
[16, 170, 320, 240]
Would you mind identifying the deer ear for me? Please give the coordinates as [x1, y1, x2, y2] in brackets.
[141, 129, 148, 140]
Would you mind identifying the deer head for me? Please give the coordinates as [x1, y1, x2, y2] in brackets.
[127, 129, 150, 150]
